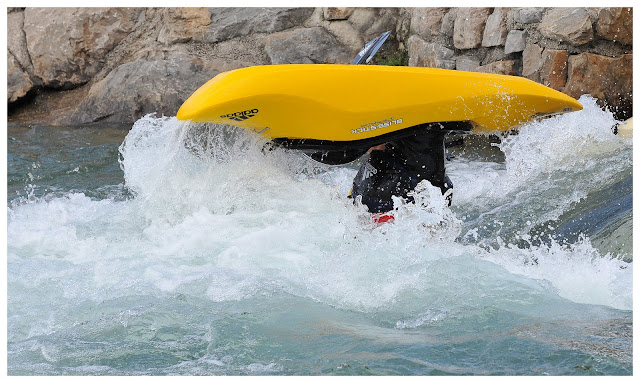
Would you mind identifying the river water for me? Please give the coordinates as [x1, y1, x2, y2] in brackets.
[6, 96, 633, 375]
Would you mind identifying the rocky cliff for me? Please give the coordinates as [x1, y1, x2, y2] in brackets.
[7, 7, 633, 125]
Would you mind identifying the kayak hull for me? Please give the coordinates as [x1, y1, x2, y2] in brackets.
[177, 64, 583, 142]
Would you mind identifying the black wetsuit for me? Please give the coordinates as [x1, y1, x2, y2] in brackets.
[349, 131, 452, 213]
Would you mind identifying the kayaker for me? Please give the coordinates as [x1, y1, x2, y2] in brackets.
[348, 130, 453, 223]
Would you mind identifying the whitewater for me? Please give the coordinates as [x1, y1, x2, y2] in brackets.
[7, 95, 632, 375]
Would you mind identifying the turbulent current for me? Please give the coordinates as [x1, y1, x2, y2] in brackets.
[6, 96, 633, 375]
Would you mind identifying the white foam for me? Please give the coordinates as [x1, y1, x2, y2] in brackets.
[7, 102, 632, 323]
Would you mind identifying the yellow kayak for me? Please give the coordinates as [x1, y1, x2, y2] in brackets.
[177, 64, 582, 143]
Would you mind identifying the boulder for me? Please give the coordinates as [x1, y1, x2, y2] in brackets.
[453, 8, 491, 49]
[8, 52, 35, 103]
[69, 57, 218, 124]
[596, 7, 633, 45]
[504, 30, 528, 54]
[157, 8, 211, 45]
[408, 35, 455, 69]
[23, 8, 141, 89]
[565, 53, 632, 119]
[324, 7, 355, 21]
[411, 8, 448, 40]
[265, 27, 352, 64]
[482, 8, 508, 47]
[539, 8, 593, 46]
[513, 8, 545, 24]
[205, 8, 314, 43]
[474, 60, 516, 76]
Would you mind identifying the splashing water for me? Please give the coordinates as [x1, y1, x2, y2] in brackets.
[7, 96, 632, 375]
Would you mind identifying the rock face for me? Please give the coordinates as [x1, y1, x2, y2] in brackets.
[265, 27, 351, 64]
[205, 8, 313, 43]
[157, 8, 211, 45]
[23, 8, 141, 89]
[7, 52, 34, 103]
[7, 7, 635, 124]
[70, 57, 218, 124]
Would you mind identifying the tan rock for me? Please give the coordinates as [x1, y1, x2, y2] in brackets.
[158, 8, 211, 45]
[454, 8, 491, 49]
[8, 52, 35, 103]
[24, 8, 141, 88]
[348, 8, 376, 32]
[7, 10, 33, 75]
[596, 7, 632, 45]
[539, 8, 593, 46]
[324, 7, 355, 21]
[327, 20, 364, 53]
